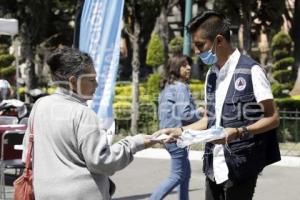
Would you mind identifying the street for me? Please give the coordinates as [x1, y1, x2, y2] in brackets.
[111, 156, 300, 200]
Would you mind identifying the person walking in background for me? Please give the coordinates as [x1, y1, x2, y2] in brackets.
[0, 78, 12, 101]
[150, 55, 202, 200]
[22, 46, 158, 200]
[158, 11, 281, 200]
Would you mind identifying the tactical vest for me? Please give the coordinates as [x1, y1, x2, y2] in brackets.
[203, 55, 281, 182]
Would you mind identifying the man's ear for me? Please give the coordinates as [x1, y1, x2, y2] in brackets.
[216, 35, 224, 46]
[69, 76, 77, 92]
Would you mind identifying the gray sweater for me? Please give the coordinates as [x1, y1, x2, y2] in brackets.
[22, 88, 145, 200]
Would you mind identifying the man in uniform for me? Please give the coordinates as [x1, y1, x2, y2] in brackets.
[163, 11, 281, 200]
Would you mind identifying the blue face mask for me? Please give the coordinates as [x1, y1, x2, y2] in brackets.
[199, 49, 218, 65]
[199, 39, 218, 65]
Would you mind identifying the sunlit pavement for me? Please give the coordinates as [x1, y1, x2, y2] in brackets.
[3, 148, 300, 200]
[111, 148, 300, 200]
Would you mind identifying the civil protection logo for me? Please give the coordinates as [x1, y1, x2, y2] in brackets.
[235, 77, 246, 91]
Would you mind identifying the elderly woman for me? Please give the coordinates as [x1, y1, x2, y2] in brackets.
[22, 47, 155, 200]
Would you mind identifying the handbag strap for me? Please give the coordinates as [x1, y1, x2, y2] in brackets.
[24, 101, 39, 178]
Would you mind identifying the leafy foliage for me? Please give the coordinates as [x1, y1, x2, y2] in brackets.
[0, 54, 15, 68]
[273, 69, 293, 83]
[169, 36, 183, 55]
[273, 49, 289, 60]
[271, 31, 292, 49]
[271, 83, 293, 98]
[271, 31, 294, 97]
[273, 57, 295, 71]
[146, 73, 161, 100]
[146, 33, 165, 68]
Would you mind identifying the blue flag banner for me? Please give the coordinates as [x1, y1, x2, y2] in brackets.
[79, 0, 124, 129]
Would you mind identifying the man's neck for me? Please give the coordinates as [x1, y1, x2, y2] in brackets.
[216, 46, 235, 69]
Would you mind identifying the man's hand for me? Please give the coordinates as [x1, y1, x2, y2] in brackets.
[211, 127, 238, 145]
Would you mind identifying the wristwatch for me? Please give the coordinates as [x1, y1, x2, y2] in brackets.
[240, 126, 253, 139]
[236, 126, 253, 139]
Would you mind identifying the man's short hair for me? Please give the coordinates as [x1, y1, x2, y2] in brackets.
[187, 10, 231, 42]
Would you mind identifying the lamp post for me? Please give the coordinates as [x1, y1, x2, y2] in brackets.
[183, 0, 192, 56]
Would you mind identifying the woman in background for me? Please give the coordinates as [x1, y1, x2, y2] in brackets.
[150, 55, 202, 200]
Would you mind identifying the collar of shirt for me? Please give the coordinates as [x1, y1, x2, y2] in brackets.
[211, 49, 240, 81]
[55, 87, 88, 106]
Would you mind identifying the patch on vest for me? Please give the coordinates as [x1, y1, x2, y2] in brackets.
[235, 77, 246, 91]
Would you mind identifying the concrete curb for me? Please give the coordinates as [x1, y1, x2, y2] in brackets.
[134, 148, 300, 168]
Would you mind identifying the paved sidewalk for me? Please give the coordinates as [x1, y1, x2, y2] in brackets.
[111, 148, 300, 200]
[134, 148, 300, 167]
[3, 149, 300, 199]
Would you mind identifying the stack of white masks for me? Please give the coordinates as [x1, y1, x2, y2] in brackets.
[177, 126, 226, 148]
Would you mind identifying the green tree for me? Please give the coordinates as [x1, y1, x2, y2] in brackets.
[291, 0, 300, 95]
[213, 0, 285, 54]
[146, 33, 164, 71]
[0, 0, 77, 99]
[124, 0, 161, 135]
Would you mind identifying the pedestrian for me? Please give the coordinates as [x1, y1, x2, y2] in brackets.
[150, 55, 201, 200]
[22, 46, 158, 200]
[158, 10, 281, 200]
[0, 78, 12, 101]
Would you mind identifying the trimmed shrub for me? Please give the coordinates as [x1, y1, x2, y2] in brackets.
[113, 101, 131, 119]
[0, 65, 16, 76]
[271, 83, 293, 98]
[190, 83, 205, 100]
[0, 44, 9, 54]
[273, 69, 292, 83]
[0, 54, 15, 67]
[271, 31, 294, 98]
[146, 33, 164, 68]
[273, 49, 289, 60]
[146, 73, 161, 100]
[169, 36, 183, 55]
[115, 85, 131, 96]
[273, 57, 294, 71]
[291, 95, 300, 100]
[271, 31, 292, 49]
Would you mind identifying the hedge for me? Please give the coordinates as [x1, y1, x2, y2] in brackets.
[275, 98, 300, 111]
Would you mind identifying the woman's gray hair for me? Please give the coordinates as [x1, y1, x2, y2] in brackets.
[46, 46, 94, 86]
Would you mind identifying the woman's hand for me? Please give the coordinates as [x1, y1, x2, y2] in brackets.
[143, 134, 160, 148]
[151, 128, 183, 143]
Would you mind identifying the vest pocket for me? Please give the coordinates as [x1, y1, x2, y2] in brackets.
[225, 138, 265, 181]
[222, 97, 241, 124]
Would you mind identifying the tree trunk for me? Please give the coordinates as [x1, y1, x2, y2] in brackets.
[131, 20, 141, 135]
[20, 24, 36, 103]
[156, 1, 169, 65]
[241, 10, 252, 54]
[291, 0, 300, 96]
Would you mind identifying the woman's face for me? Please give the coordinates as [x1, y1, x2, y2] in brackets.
[179, 61, 191, 81]
[72, 66, 98, 100]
